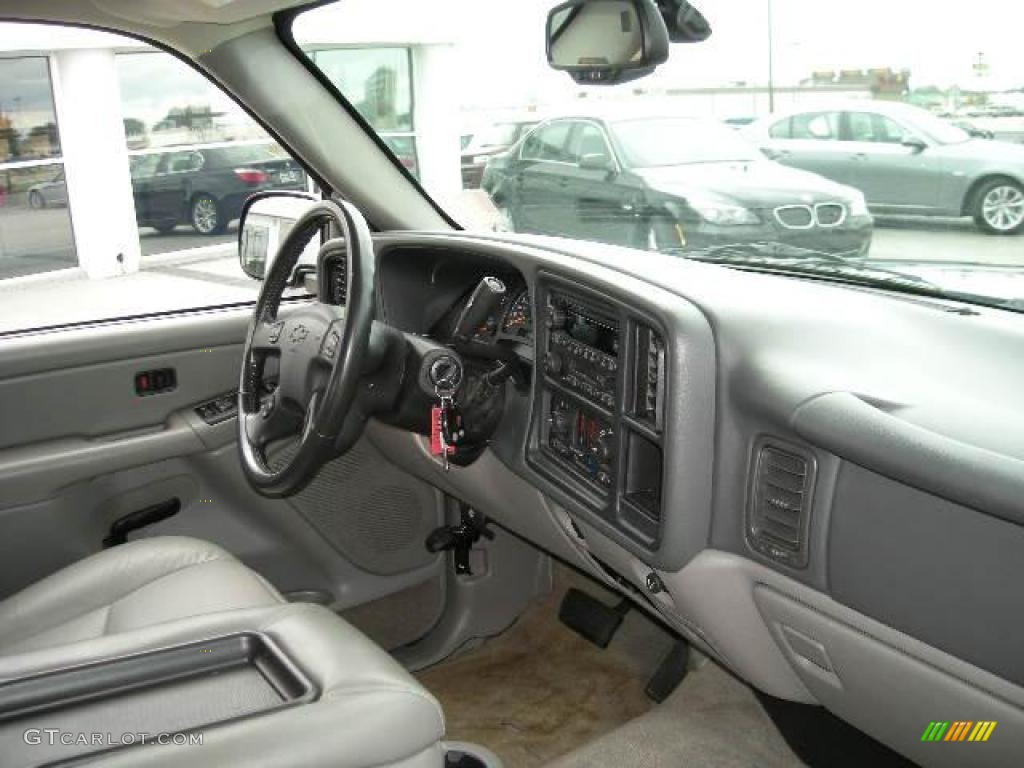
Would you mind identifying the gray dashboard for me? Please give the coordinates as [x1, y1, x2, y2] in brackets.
[368, 228, 1024, 765]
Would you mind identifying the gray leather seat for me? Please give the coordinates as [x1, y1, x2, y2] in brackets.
[0, 537, 446, 768]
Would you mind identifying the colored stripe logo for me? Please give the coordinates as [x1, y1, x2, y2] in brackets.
[921, 721, 997, 742]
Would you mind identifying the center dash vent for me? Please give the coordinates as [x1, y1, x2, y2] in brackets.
[747, 441, 815, 568]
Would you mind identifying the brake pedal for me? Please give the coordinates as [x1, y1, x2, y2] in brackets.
[645, 640, 690, 703]
[558, 587, 631, 649]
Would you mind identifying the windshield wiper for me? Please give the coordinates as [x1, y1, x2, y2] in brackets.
[680, 241, 1020, 314]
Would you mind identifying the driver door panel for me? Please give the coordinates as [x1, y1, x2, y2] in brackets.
[0, 308, 445, 645]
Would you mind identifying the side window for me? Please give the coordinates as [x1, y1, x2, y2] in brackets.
[790, 112, 839, 140]
[846, 112, 876, 142]
[0, 23, 315, 335]
[845, 112, 910, 143]
[874, 115, 910, 144]
[167, 151, 204, 173]
[522, 122, 572, 162]
[568, 124, 613, 165]
[768, 117, 792, 139]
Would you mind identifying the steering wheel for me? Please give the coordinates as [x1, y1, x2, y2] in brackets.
[238, 199, 375, 498]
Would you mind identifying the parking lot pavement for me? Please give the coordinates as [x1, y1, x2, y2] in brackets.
[139, 224, 236, 257]
[870, 216, 1024, 266]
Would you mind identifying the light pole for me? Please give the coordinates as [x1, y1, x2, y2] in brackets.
[767, 0, 775, 113]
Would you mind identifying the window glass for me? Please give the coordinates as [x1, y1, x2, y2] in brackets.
[613, 118, 759, 166]
[522, 122, 571, 162]
[790, 112, 839, 140]
[0, 57, 61, 162]
[0, 26, 313, 334]
[307, 48, 413, 132]
[568, 124, 612, 165]
[0, 55, 76, 282]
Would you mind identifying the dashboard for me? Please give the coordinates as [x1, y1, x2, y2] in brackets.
[359, 230, 1024, 768]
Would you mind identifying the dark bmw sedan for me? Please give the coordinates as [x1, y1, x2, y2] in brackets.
[481, 116, 873, 257]
[130, 143, 307, 235]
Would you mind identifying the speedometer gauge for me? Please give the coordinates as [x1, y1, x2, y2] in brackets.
[502, 290, 531, 338]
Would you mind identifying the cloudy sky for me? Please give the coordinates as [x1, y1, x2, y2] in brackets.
[299, 0, 1024, 108]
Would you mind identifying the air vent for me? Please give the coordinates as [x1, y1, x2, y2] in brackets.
[330, 257, 347, 305]
[747, 442, 815, 568]
[633, 324, 665, 429]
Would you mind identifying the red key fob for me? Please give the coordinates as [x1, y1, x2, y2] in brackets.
[429, 406, 444, 456]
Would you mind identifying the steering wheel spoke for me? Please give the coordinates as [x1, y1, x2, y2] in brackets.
[251, 320, 285, 354]
[244, 392, 304, 448]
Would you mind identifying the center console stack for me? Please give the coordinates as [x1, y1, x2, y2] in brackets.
[528, 273, 667, 547]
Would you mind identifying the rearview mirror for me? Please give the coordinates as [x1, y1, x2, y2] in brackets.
[238, 191, 321, 281]
[546, 0, 669, 85]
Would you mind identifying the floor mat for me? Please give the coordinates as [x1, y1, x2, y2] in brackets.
[416, 565, 677, 767]
[549, 659, 806, 768]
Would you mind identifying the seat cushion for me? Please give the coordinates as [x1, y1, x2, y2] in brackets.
[0, 536, 283, 656]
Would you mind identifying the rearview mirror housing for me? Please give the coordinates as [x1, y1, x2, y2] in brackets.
[238, 191, 321, 281]
[546, 0, 670, 85]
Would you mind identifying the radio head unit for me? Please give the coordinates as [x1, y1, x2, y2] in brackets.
[543, 293, 620, 408]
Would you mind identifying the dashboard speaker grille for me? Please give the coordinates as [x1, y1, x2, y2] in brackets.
[747, 442, 814, 568]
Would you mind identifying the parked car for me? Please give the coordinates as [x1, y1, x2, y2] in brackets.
[461, 119, 538, 188]
[723, 116, 756, 128]
[951, 119, 995, 140]
[130, 143, 307, 234]
[744, 101, 1024, 234]
[27, 169, 68, 208]
[482, 115, 873, 256]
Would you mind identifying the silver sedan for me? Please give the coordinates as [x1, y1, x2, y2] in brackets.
[745, 101, 1024, 234]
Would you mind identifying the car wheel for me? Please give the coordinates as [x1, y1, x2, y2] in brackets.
[973, 179, 1024, 234]
[190, 194, 225, 235]
[28, 191, 45, 209]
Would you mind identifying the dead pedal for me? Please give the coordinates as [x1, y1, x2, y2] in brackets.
[558, 587, 631, 648]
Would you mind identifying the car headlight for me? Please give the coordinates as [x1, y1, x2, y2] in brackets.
[690, 202, 760, 226]
[848, 191, 869, 218]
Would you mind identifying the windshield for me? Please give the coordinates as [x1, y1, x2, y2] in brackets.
[613, 118, 761, 167]
[293, 0, 1024, 313]
[906, 110, 973, 145]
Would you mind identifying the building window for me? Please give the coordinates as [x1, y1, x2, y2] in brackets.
[306, 47, 419, 177]
[0, 56, 75, 279]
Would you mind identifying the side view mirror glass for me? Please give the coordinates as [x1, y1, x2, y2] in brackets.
[238, 191, 321, 281]
[546, 0, 670, 85]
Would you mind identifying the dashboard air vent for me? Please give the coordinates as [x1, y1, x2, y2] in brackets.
[330, 257, 347, 305]
[747, 442, 815, 568]
[633, 324, 665, 429]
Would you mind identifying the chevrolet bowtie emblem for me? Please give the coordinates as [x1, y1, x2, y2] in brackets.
[289, 325, 309, 344]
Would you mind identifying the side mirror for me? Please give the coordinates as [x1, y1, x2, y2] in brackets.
[546, 0, 670, 85]
[238, 191, 321, 281]
[901, 136, 928, 153]
[579, 152, 616, 172]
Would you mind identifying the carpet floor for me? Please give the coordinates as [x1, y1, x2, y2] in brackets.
[416, 565, 678, 767]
